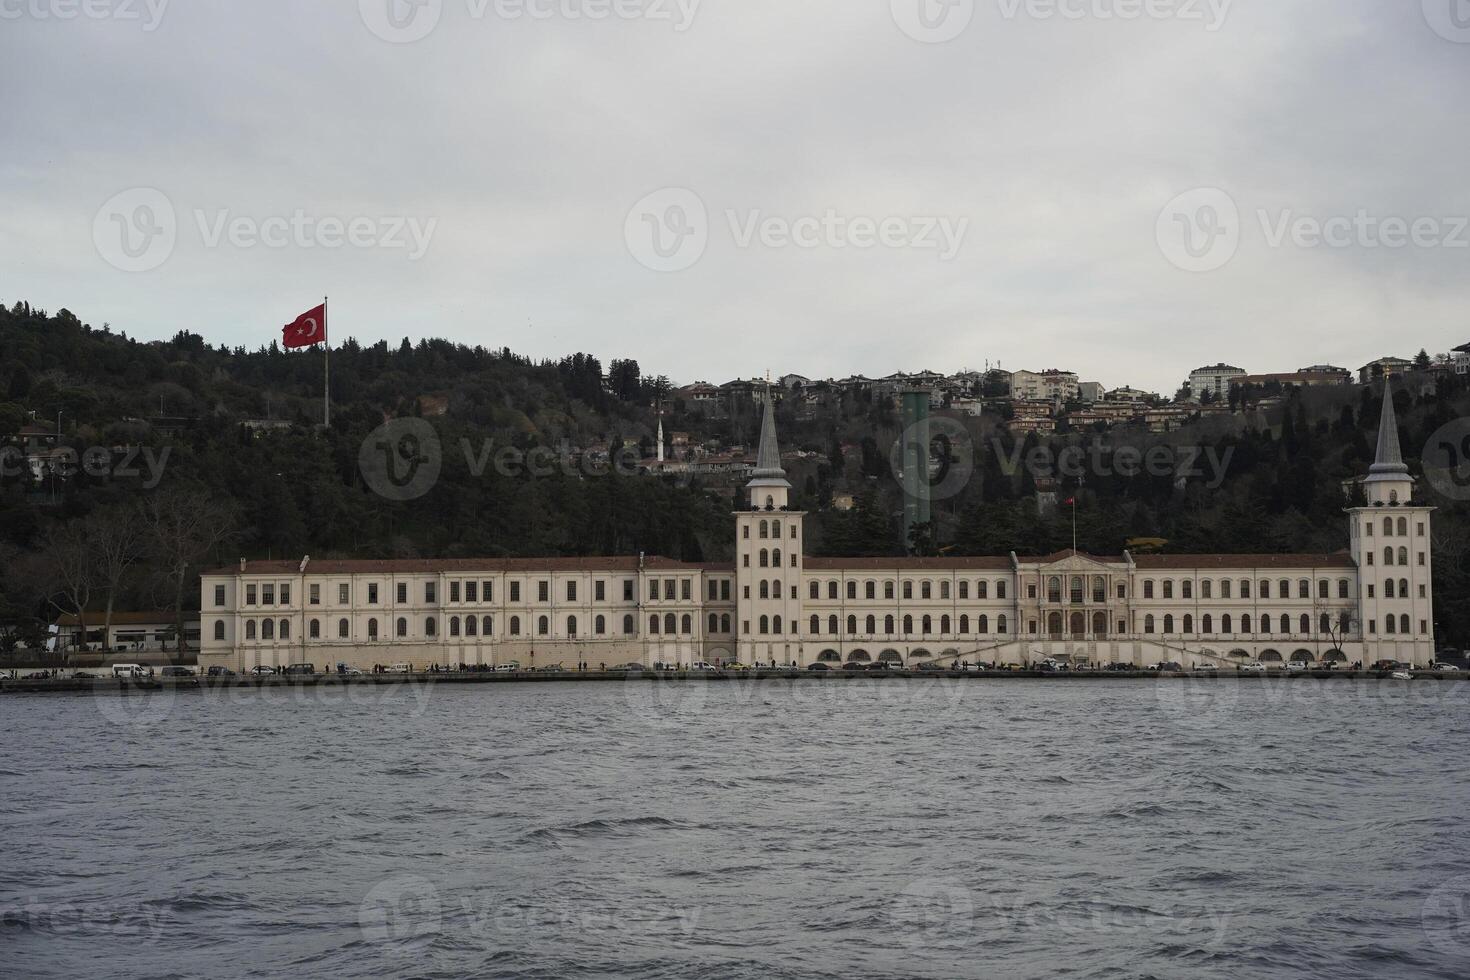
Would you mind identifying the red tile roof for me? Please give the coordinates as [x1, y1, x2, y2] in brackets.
[211, 557, 733, 576]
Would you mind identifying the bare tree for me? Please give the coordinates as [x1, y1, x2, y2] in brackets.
[40, 521, 97, 662]
[142, 489, 235, 653]
[90, 507, 146, 651]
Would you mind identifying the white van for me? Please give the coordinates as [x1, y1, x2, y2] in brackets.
[111, 664, 153, 679]
[386, 663, 412, 674]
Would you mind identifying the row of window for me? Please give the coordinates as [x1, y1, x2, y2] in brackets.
[1139, 578, 1355, 601]
[805, 580, 1012, 602]
[746, 519, 798, 540]
[228, 577, 733, 609]
[762, 614, 1011, 637]
[1365, 517, 1425, 537]
[227, 612, 739, 643]
[1139, 612, 1353, 636]
[1366, 548, 1424, 568]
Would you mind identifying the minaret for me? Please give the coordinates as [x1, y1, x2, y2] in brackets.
[656, 407, 666, 464]
[734, 387, 805, 666]
[1348, 378, 1435, 667]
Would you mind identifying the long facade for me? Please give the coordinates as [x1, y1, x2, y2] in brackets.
[198, 386, 1435, 672]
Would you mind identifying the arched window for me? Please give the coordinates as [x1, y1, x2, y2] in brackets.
[466, 616, 478, 637]
[759, 520, 768, 539]
[1385, 579, 1395, 598]
[567, 615, 578, 637]
[664, 613, 676, 634]
[681, 614, 692, 634]
[828, 581, 838, 599]
[368, 618, 379, 639]
[1093, 611, 1107, 637]
[1400, 578, 1409, 596]
[1163, 580, 1174, 600]
[810, 615, 820, 635]
[1397, 517, 1408, 536]
[903, 615, 914, 634]
[1221, 579, 1232, 599]
[1048, 577, 1062, 602]
[904, 581, 914, 600]
[1319, 613, 1330, 635]
[884, 581, 895, 599]
[1164, 614, 1174, 634]
[846, 581, 857, 600]
[1299, 614, 1309, 635]
[450, 616, 461, 637]
[866, 614, 877, 634]
[1201, 580, 1213, 599]
[1202, 614, 1213, 634]
[1384, 516, 1393, 536]
[960, 615, 969, 634]
[922, 615, 933, 634]
[1222, 614, 1232, 634]
[978, 581, 989, 599]
[1093, 576, 1106, 603]
[828, 615, 838, 635]
[772, 519, 781, 537]
[721, 614, 731, 633]
[483, 616, 494, 636]
[940, 615, 950, 634]
[1260, 580, 1271, 599]
[538, 616, 549, 636]
[940, 581, 950, 600]
[339, 618, 350, 639]
[1401, 614, 1411, 634]
[1386, 616, 1396, 635]
[1260, 614, 1271, 634]
[649, 615, 659, 634]
[1183, 614, 1193, 634]
[245, 620, 256, 640]
[978, 615, 989, 634]
[1182, 580, 1193, 600]
[423, 617, 434, 638]
[884, 614, 895, 634]
[308, 619, 319, 639]
[773, 548, 782, 567]
[1384, 547, 1393, 565]
[710, 613, 720, 633]
[215, 621, 226, 641]
[1398, 547, 1408, 565]
[1145, 615, 1155, 634]
[846, 615, 857, 635]
[595, 615, 605, 635]
[395, 617, 407, 638]
[759, 615, 769, 635]
[1239, 579, 1250, 598]
[772, 615, 782, 635]
[1280, 614, 1290, 634]
[623, 615, 634, 635]
[922, 581, 933, 600]
[997, 614, 1008, 634]
[759, 549, 769, 568]
[959, 581, 969, 599]
[262, 619, 275, 640]
[866, 581, 877, 600]
[759, 581, 769, 600]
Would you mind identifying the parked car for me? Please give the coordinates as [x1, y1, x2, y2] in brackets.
[1285, 661, 1309, 673]
[611, 663, 645, 672]
[807, 662, 830, 672]
[386, 663, 413, 674]
[207, 666, 236, 677]
[335, 663, 363, 676]
[916, 662, 946, 673]
[161, 666, 196, 678]
[112, 664, 152, 679]
[842, 662, 868, 671]
[1193, 664, 1218, 673]
[1238, 662, 1267, 674]
[956, 662, 984, 673]
[73, 671, 98, 680]
[1431, 662, 1461, 672]
[284, 663, 316, 676]
[538, 665, 566, 673]
[249, 665, 277, 676]
[722, 662, 750, 672]
[1106, 663, 1135, 672]
[689, 662, 716, 672]
[493, 663, 520, 673]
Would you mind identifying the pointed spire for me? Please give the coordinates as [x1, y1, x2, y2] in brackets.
[752, 386, 785, 479]
[1370, 377, 1409, 475]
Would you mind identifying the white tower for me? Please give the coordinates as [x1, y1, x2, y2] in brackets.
[734, 388, 805, 666]
[656, 409, 665, 464]
[1348, 379, 1435, 666]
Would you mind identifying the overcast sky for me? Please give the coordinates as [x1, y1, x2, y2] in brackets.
[3, 0, 1469, 395]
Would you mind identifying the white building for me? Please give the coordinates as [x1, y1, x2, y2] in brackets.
[1187, 364, 1246, 402]
[198, 384, 1434, 673]
[1010, 370, 1080, 404]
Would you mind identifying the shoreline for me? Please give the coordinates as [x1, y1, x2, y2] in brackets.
[3, 668, 1466, 694]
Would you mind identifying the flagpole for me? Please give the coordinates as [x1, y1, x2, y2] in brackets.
[323, 295, 331, 428]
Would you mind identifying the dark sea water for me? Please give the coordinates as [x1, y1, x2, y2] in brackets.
[3, 677, 1470, 979]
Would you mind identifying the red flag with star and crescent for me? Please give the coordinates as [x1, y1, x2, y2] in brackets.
[283, 304, 327, 349]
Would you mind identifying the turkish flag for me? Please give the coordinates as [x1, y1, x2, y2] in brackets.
[283, 304, 326, 349]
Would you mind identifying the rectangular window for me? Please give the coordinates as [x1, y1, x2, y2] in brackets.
[482, 581, 493, 602]
[1421, 620, 1428, 634]
[721, 581, 730, 601]
[511, 581, 521, 602]
[681, 579, 691, 601]
[538, 581, 549, 602]
[280, 584, 290, 605]
[450, 581, 461, 602]
[368, 584, 379, 604]
[664, 578, 675, 599]
[309, 584, 320, 605]
[1367, 586, 1375, 598]
[597, 580, 606, 602]
[567, 581, 577, 602]
[998, 581, 1007, 600]
[623, 580, 634, 602]
[650, 580, 660, 601]
[708, 580, 717, 601]
[339, 584, 350, 604]
[466, 581, 477, 603]
[425, 582, 436, 603]
[1418, 553, 1426, 566]
[262, 584, 275, 605]
[396, 583, 407, 604]
[215, 585, 226, 607]
[1368, 619, 1377, 634]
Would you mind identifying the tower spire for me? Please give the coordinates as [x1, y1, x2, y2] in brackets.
[1370, 377, 1408, 476]
[745, 385, 791, 507]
